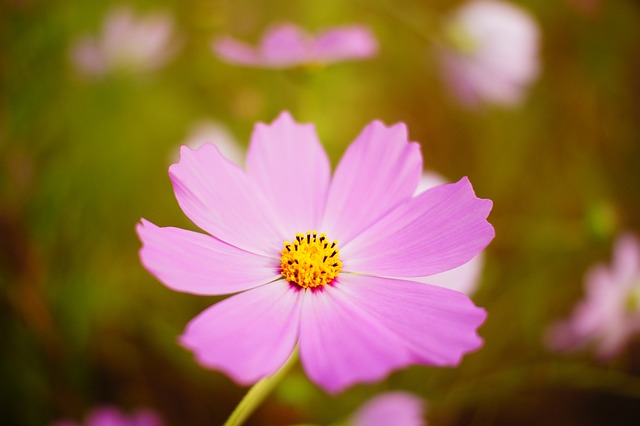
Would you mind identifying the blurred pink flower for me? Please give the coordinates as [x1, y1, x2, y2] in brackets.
[137, 112, 493, 393]
[51, 406, 163, 426]
[71, 6, 178, 77]
[351, 392, 426, 426]
[438, 0, 540, 107]
[546, 233, 640, 359]
[213, 23, 377, 68]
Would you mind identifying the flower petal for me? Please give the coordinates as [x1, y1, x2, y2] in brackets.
[137, 219, 279, 296]
[259, 24, 310, 66]
[299, 283, 414, 394]
[212, 36, 260, 66]
[346, 275, 485, 363]
[180, 281, 301, 385]
[412, 253, 485, 295]
[343, 177, 494, 277]
[300, 275, 486, 393]
[246, 112, 331, 235]
[351, 392, 425, 426]
[311, 26, 378, 63]
[612, 233, 640, 286]
[321, 121, 422, 245]
[169, 143, 285, 255]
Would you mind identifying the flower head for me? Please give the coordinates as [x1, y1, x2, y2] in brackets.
[546, 233, 640, 359]
[350, 392, 426, 426]
[437, 0, 540, 107]
[213, 23, 377, 68]
[71, 6, 178, 78]
[51, 406, 163, 426]
[137, 112, 494, 393]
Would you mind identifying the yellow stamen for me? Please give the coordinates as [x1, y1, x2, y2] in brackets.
[280, 231, 342, 289]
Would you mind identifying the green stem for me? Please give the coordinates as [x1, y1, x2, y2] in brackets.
[223, 349, 299, 426]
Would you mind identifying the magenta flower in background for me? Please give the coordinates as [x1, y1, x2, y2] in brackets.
[437, 0, 540, 107]
[137, 112, 493, 393]
[213, 23, 377, 68]
[411, 172, 485, 295]
[71, 6, 178, 78]
[350, 392, 426, 426]
[546, 234, 640, 359]
[51, 406, 163, 426]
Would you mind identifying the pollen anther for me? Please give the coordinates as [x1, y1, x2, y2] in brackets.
[280, 231, 342, 289]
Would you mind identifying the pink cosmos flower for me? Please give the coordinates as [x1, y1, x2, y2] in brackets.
[212, 23, 377, 68]
[350, 392, 426, 426]
[51, 406, 163, 426]
[71, 6, 178, 77]
[137, 112, 494, 393]
[546, 234, 640, 359]
[437, 0, 540, 107]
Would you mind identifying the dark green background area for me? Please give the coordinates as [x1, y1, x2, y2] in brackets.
[2, 0, 640, 424]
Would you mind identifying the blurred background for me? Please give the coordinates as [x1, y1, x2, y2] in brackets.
[2, 0, 640, 424]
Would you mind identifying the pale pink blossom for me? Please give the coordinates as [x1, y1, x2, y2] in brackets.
[546, 234, 640, 359]
[438, 0, 540, 107]
[71, 7, 178, 77]
[137, 112, 493, 393]
[51, 406, 163, 426]
[351, 392, 426, 426]
[213, 23, 377, 68]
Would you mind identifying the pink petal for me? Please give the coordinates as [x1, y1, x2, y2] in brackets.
[300, 275, 486, 393]
[345, 275, 486, 363]
[321, 121, 422, 245]
[260, 24, 310, 67]
[612, 233, 640, 286]
[351, 392, 425, 426]
[299, 283, 414, 394]
[137, 219, 279, 296]
[169, 143, 285, 256]
[346, 275, 485, 363]
[212, 36, 261, 66]
[246, 112, 331, 235]
[85, 407, 129, 426]
[412, 172, 484, 295]
[311, 26, 378, 63]
[180, 281, 301, 385]
[413, 253, 484, 295]
[343, 177, 494, 277]
[71, 37, 107, 77]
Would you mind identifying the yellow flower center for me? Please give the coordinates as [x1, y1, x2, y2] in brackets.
[280, 231, 342, 289]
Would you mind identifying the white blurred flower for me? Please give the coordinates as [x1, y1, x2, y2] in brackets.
[411, 172, 485, 295]
[437, 0, 540, 108]
[175, 120, 243, 166]
[546, 233, 640, 359]
[71, 6, 178, 78]
[350, 392, 426, 426]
